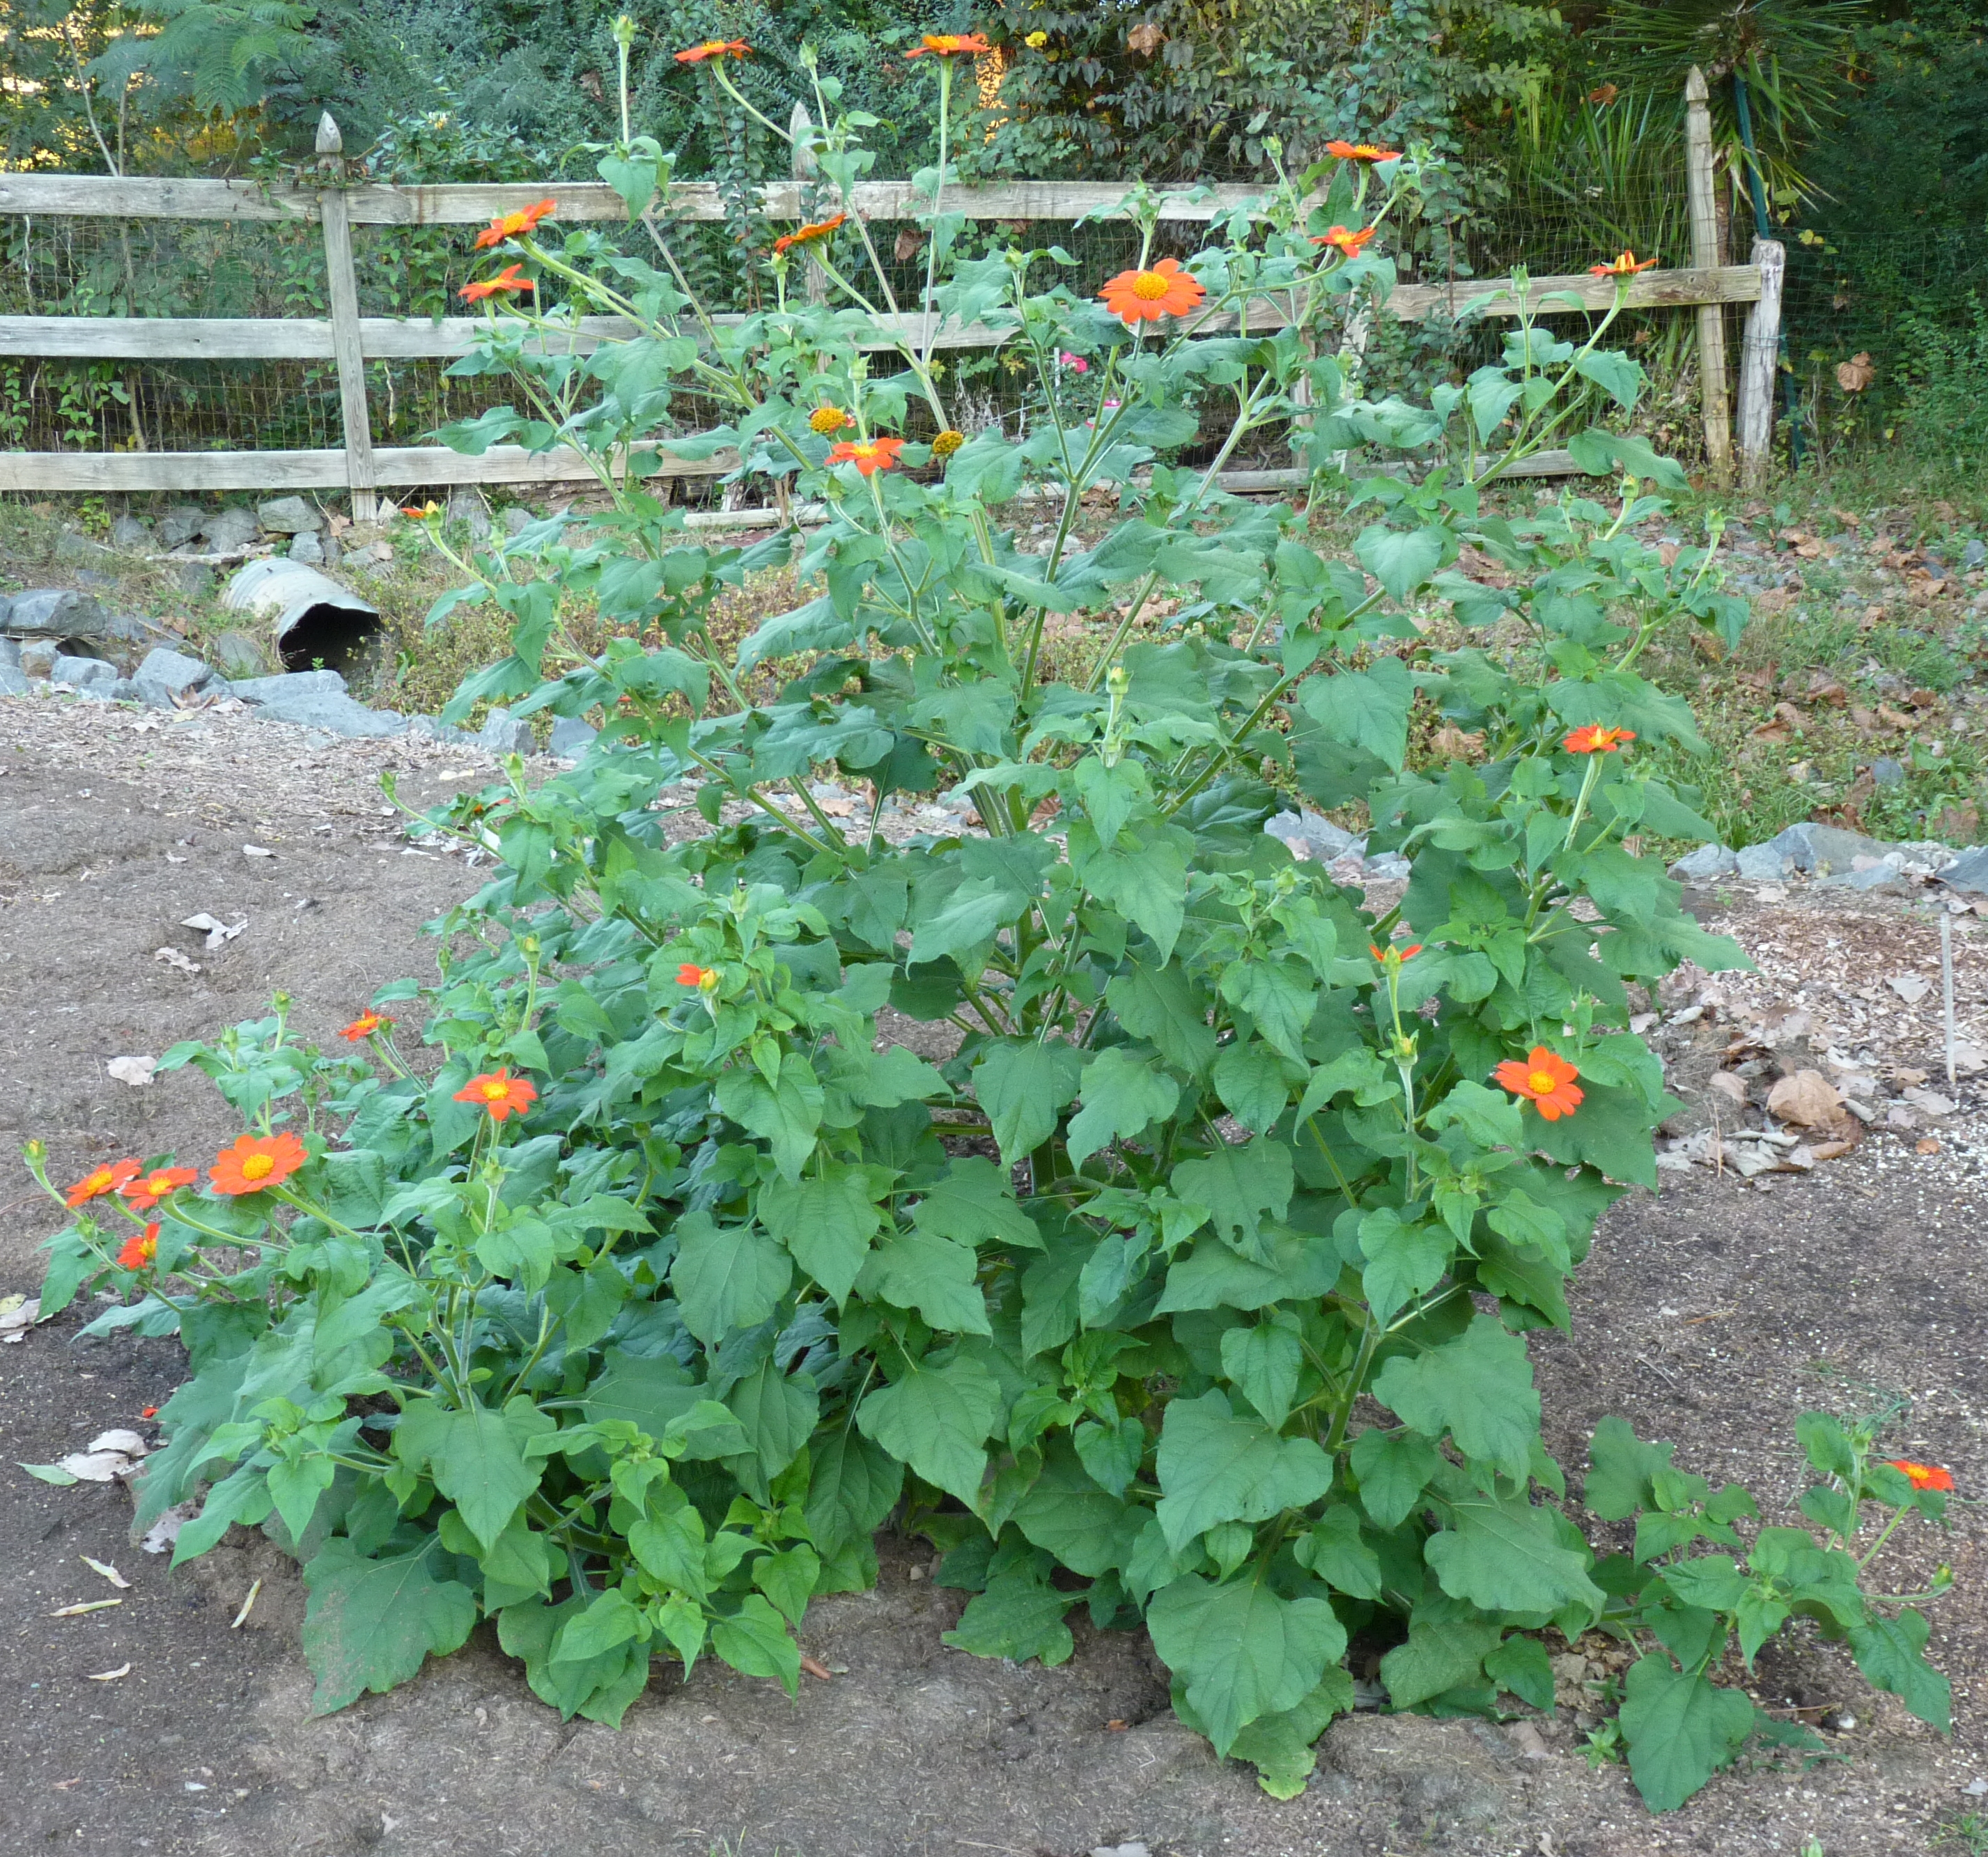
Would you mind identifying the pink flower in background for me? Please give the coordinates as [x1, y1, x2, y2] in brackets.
[1059, 351, 1089, 373]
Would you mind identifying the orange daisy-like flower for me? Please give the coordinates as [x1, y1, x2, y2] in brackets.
[121, 1166, 196, 1213]
[1563, 724, 1637, 755]
[66, 1158, 141, 1208]
[772, 213, 847, 256]
[1886, 1459, 1956, 1492]
[676, 963, 719, 990]
[904, 32, 992, 56]
[827, 435, 906, 476]
[1590, 250, 1658, 278]
[209, 1130, 308, 1196]
[1369, 941, 1422, 962]
[1098, 257, 1205, 326]
[473, 199, 556, 251]
[453, 1069, 538, 1121]
[809, 405, 851, 435]
[675, 38, 751, 62]
[1494, 1047, 1585, 1120]
[461, 264, 535, 304]
[1325, 139, 1400, 163]
[339, 1011, 391, 1041]
[117, 1224, 160, 1272]
[931, 428, 966, 458]
[1312, 224, 1376, 256]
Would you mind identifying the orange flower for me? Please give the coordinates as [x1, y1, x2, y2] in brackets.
[121, 1166, 196, 1212]
[1312, 224, 1376, 257]
[473, 199, 556, 251]
[401, 500, 440, 520]
[1325, 139, 1400, 162]
[826, 435, 906, 476]
[676, 963, 718, 989]
[461, 264, 535, 304]
[210, 1130, 308, 1196]
[1494, 1047, 1585, 1121]
[808, 405, 851, 435]
[1098, 257, 1205, 325]
[65, 1158, 141, 1208]
[772, 213, 846, 256]
[117, 1224, 160, 1272]
[1369, 941, 1422, 962]
[1562, 724, 1637, 754]
[930, 428, 966, 458]
[675, 38, 751, 62]
[1590, 250, 1658, 278]
[1886, 1460, 1955, 1492]
[453, 1069, 538, 1121]
[905, 32, 992, 56]
[339, 1011, 391, 1041]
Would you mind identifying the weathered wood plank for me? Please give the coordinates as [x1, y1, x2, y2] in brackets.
[1736, 237, 1785, 489]
[0, 174, 311, 221]
[0, 315, 336, 358]
[1685, 69, 1732, 479]
[316, 119, 379, 519]
[1388, 264, 1760, 321]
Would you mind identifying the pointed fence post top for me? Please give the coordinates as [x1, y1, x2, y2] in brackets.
[1684, 66, 1708, 106]
[316, 112, 343, 157]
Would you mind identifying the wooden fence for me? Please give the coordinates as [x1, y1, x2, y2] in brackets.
[0, 76, 1782, 510]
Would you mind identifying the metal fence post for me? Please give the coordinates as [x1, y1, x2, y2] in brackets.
[1684, 69, 1732, 481]
[316, 113, 379, 520]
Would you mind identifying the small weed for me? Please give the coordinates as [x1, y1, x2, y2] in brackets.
[1932, 1810, 1988, 1854]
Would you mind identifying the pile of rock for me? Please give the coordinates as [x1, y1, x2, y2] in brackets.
[1264, 808, 1415, 883]
[1670, 821, 1988, 901]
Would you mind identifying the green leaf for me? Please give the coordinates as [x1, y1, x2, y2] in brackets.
[498, 1595, 650, 1723]
[752, 1544, 822, 1628]
[724, 1358, 819, 1495]
[1354, 524, 1447, 603]
[756, 1166, 881, 1305]
[1199, 1672, 1353, 1798]
[300, 1537, 477, 1714]
[1212, 1040, 1291, 1135]
[855, 1227, 992, 1335]
[1371, 1313, 1541, 1481]
[1485, 1633, 1557, 1711]
[714, 1059, 824, 1181]
[1106, 961, 1216, 1074]
[942, 1559, 1079, 1666]
[266, 1452, 338, 1548]
[1154, 1390, 1334, 1553]
[670, 1213, 794, 1345]
[1584, 1415, 1676, 1521]
[394, 1397, 545, 1552]
[552, 1586, 646, 1663]
[910, 1158, 1043, 1252]
[1073, 1416, 1147, 1500]
[1356, 1206, 1452, 1324]
[1082, 835, 1188, 963]
[1379, 1614, 1502, 1709]
[1172, 1140, 1294, 1264]
[804, 1425, 903, 1562]
[974, 1040, 1083, 1165]
[1294, 1505, 1383, 1601]
[1425, 1489, 1605, 1616]
[1011, 1441, 1140, 1575]
[856, 1354, 1002, 1506]
[1066, 1046, 1181, 1166]
[1617, 1653, 1755, 1812]
[1300, 655, 1413, 769]
[1847, 1609, 1951, 1732]
[711, 1592, 802, 1694]
[1220, 1321, 1303, 1429]
[1571, 347, 1645, 410]
[1349, 1428, 1440, 1530]
[1147, 1574, 1346, 1756]
[1218, 959, 1317, 1062]
[1156, 1230, 1341, 1314]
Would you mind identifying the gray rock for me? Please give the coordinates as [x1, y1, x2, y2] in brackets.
[1735, 842, 1792, 882]
[1669, 842, 1738, 883]
[501, 507, 533, 537]
[157, 506, 206, 549]
[406, 715, 476, 745]
[287, 529, 325, 566]
[19, 639, 59, 679]
[4, 587, 106, 637]
[54, 530, 114, 567]
[1766, 821, 1891, 875]
[1938, 846, 1988, 897]
[1871, 756, 1907, 787]
[0, 637, 17, 669]
[111, 515, 153, 552]
[171, 561, 216, 600]
[52, 653, 116, 693]
[1266, 807, 1364, 864]
[549, 715, 598, 760]
[210, 630, 272, 678]
[231, 668, 348, 705]
[201, 507, 261, 553]
[132, 646, 222, 708]
[476, 706, 534, 755]
[1816, 861, 1909, 893]
[256, 495, 321, 535]
[1363, 853, 1413, 880]
[1964, 538, 1987, 571]
[242, 687, 405, 739]
[109, 677, 140, 702]
[446, 489, 492, 539]
[0, 665, 31, 696]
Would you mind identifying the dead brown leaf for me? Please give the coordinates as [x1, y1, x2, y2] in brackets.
[1835, 352, 1875, 392]
[1916, 1137, 1943, 1155]
[1766, 1069, 1845, 1130]
[1126, 21, 1165, 53]
[1876, 703, 1918, 731]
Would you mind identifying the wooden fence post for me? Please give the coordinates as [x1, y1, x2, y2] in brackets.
[1684, 69, 1732, 481]
[790, 103, 829, 309]
[1736, 236, 1785, 488]
[316, 113, 378, 521]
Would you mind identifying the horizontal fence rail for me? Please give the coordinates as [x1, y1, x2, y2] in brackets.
[0, 106, 1776, 501]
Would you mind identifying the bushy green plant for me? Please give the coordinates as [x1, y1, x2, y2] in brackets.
[27, 47, 1950, 1812]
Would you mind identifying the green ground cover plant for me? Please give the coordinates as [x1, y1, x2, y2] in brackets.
[26, 36, 1952, 1812]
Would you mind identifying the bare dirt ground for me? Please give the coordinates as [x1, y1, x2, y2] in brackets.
[3, 690, 1985, 1857]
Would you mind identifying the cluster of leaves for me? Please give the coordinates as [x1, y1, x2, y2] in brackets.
[31, 66, 1950, 1812]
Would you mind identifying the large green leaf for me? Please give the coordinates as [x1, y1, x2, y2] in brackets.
[1378, 1615, 1501, 1709]
[756, 1165, 882, 1304]
[1371, 1314, 1540, 1480]
[1147, 1574, 1346, 1755]
[1300, 653, 1413, 768]
[1082, 836, 1188, 963]
[711, 1592, 802, 1695]
[498, 1594, 649, 1724]
[394, 1396, 545, 1552]
[300, 1537, 478, 1714]
[1220, 1321, 1303, 1429]
[910, 1158, 1043, 1251]
[1617, 1654, 1755, 1812]
[973, 1040, 1083, 1164]
[1348, 1428, 1440, 1530]
[1066, 1046, 1181, 1166]
[1105, 961, 1216, 1074]
[1011, 1442, 1140, 1576]
[1154, 1390, 1333, 1553]
[714, 1058, 825, 1181]
[942, 1557, 1080, 1666]
[856, 1354, 1002, 1506]
[724, 1358, 819, 1497]
[855, 1227, 992, 1335]
[1424, 1489, 1605, 1616]
[1847, 1609, 1951, 1732]
[1212, 1040, 1292, 1135]
[1353, 524, 1447, 603]
[804, 1424, 904, 1560]
[1172, 1139, 1294, 1264]
[671, 1213, 794, 1345]
[1218, 960, 1316, 1062]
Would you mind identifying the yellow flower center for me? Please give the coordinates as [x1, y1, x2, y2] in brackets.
[1528, 1071, 1556, 1095]
[483, 1080, 510, 1100]
[241, 1153, 275, 1181]
[1131, 271, 1172, 301]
